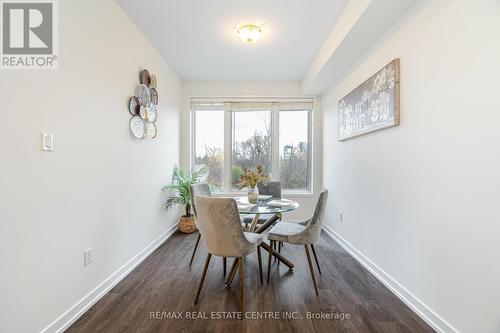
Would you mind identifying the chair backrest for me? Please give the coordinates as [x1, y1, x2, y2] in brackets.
[193, 196, 253, 257]
[290, 189, 328, 245]
[257, 181, 282, 198]
[190, 183, 211, 218]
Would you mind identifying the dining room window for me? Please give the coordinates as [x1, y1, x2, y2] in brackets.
[232, 110, 272, 189]
[279, 110, 310, 191]
[191, 99, 313, 193]
[193, 108, 225, 188]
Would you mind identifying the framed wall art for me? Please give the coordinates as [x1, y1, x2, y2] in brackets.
[338, 58, 400, 141]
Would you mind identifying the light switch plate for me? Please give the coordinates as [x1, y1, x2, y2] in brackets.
[41, 133, 54, 151]
[84, 248, 93, 266]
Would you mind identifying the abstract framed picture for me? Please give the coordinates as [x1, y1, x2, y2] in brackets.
[338, 58, 400, 141]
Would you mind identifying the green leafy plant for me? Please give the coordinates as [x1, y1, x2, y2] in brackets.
[162, 166, 207, 216]
[232, 165, 243, 185]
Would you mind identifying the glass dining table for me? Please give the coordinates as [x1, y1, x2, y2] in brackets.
[224, 196, 300, 286]
[236, 196, 300, 233]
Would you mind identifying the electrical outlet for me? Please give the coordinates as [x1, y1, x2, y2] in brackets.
[84, 248, 93, 266]
[339, 212, 344, 222]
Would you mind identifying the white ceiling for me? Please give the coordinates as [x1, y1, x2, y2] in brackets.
[117, 0, 349, 80]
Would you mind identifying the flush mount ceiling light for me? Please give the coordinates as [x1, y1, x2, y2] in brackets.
[236, 24, 262, 44]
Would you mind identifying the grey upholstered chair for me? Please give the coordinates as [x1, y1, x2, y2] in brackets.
[258, 181, 282, 198]
[189, 183, 212, 266]
[193, 196, 264, 313]
[266, 189, 328, 295]
[243, 181, 282, 228]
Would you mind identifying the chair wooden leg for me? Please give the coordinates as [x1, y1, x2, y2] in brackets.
[277, 242, 282, 266]
[189, 233, 201, 266]
[267, 240, 274, 284]
[310, 244, 322, 275]
[304, 245, 319, 295]
[257, 245, 263, 285]
[194, 253, 212, 304]
[273, 241, 277, 262]
[223, 257, 227, 277]
[225, 259, 238, 287]
[238, 257, 245, 316]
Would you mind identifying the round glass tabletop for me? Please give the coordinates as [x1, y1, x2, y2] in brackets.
[235, 197, 299, 215]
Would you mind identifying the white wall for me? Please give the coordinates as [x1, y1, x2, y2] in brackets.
[0, 1, 181, 332]
[321, 0, 500, 332]
[181, 80, 322, 221]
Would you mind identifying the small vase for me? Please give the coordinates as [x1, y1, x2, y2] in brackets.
[248, 186, 258, 204]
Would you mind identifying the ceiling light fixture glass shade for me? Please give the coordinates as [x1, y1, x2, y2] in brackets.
[236, 24, 262, 44]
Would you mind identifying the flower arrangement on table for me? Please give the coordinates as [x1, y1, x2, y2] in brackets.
[236, 165, 268, 204]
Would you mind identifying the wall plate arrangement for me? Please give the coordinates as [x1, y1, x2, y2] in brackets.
[128, 69, 159, 139]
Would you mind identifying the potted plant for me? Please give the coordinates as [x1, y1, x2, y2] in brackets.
[162, 166, 207, 233]
[236, 165, 268, 204]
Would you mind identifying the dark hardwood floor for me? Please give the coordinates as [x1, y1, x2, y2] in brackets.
[67, 231, 434, 333]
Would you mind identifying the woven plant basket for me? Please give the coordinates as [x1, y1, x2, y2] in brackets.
[178, 215, 197, 233]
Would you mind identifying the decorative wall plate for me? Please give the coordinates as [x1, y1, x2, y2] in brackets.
[128, 96, 140, 116]
[130, 116, 146, 139]
[150, 74, 157, 89]
[136, 84, 150, 106]
[139, 105, 147, 119]
[146, 104, 158, 122]
[141, 69, 151, 87]
[146, 121, 157, 138]
[149, 88, 158, 105]
[128, 70, 159, 140]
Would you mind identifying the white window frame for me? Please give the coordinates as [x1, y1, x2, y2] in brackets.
[190, 97, 314, 195]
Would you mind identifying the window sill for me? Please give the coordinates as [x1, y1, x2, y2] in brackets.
[213, 191, 314, 198]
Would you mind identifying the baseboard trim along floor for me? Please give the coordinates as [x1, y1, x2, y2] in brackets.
[41, 224, 178, 333]
[322, 225, 458, 333]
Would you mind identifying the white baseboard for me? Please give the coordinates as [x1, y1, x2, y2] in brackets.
[322, 225, 458, 333]
[41, 224, 178, 333]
